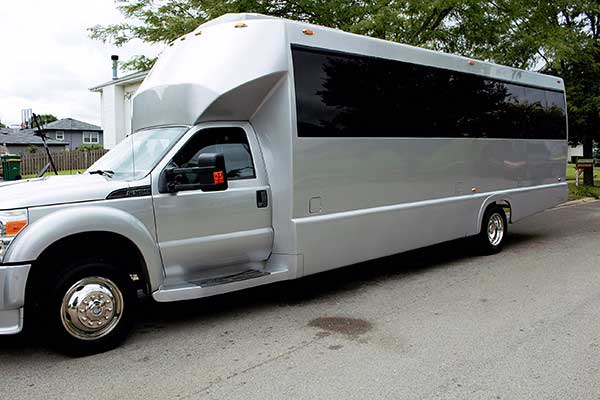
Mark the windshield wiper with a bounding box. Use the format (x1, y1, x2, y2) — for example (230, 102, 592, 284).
(227, 167, 253, 178)
(89, 170, 114, 178)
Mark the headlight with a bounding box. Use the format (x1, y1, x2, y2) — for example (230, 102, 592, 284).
(0, 209, 28, 262)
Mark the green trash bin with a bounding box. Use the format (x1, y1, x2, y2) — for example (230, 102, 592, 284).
(1, 154, 22, 181)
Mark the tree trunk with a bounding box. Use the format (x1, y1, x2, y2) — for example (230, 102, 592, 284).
(583, 135, 594, 186)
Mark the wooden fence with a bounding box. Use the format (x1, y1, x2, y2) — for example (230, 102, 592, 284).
(20, 149, 109, 176)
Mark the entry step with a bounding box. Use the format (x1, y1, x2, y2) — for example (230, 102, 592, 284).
(153, 269, 289, 302)
(196, 269, 270, 288)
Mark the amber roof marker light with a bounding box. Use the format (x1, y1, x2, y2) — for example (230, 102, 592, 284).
(303, 29, 314, 36)
(235, 22, 248, 28)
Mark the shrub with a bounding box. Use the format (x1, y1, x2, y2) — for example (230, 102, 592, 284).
(77, 144, 104, 152)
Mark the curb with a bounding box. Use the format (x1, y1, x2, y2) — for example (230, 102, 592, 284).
(552, 197, 600, 209)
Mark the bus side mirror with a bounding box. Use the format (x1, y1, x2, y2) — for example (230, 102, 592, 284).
(161, 153, 228, 193)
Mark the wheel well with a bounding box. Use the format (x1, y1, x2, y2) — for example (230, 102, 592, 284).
(485, 200, 512, 223)
(27, 232, 150, 299)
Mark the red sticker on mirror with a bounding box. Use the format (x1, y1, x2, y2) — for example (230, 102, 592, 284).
(213, 171, 225, 184)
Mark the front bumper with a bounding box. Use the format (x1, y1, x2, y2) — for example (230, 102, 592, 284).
(0, 264, 30, 335)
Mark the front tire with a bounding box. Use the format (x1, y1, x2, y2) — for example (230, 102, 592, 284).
(476, 206, 507, 255)
(41, 261, 135, 356)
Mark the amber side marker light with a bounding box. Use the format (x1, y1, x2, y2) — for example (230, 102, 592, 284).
(303, 29, 314, 36)
(235, 22, 248, 28)
(6, 220, 27, 236)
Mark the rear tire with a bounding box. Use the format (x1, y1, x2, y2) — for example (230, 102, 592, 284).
(38, 260, 136, 356)
(476, 205, 507, 255)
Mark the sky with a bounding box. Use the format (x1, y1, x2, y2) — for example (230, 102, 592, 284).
(0, 0, 161, 127)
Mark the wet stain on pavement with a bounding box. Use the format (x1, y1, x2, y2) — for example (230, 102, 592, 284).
(308, 316, 372, 336)
(328, 344, 343, 351)
(315, 331, 332, 339)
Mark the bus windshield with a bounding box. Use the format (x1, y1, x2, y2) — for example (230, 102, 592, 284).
(86, 126, 188, 181)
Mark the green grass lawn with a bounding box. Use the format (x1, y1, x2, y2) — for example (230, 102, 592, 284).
(568, 181, 600, 201)
(566, 163, 600, 180)
(22, 169, 85, 179)
(566, 164, 600, 200)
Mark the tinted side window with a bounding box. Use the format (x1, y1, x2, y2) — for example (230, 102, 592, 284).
(497, 84, 528, 139)
(524, 87, 548, 140)
(292, 45, 566, 140)
(173, 127, 256, 181)
(543, 91, 567, 140)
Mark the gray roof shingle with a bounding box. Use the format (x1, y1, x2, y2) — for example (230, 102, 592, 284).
(43, 118, 101, 131)
(0, 128, 69, 146)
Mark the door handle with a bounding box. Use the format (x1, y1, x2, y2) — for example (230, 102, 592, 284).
(256, 190, 268, 208)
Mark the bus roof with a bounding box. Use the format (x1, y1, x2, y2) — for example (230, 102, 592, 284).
(197, 13, 563, 92)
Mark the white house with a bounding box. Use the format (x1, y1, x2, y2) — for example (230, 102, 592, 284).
(90, 69, 148, 149)
(568, 144, 584, 162)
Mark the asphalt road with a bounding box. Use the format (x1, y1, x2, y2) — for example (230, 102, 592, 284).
(2, 200, 600, 400)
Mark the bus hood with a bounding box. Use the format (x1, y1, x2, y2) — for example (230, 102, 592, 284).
(0, 174, 128, 210)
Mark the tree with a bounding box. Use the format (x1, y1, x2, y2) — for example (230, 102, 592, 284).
(35, 114, 59, 126)
(0, 121, 5, 128)
(92, 0, 600, 183)
(473, 1, 600, 185)
(24, 113, 59, 129)
(90, 0, 501, 71)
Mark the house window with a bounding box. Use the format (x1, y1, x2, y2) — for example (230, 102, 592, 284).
(55, 131, 64, 141)
(83, 131, 99, 144)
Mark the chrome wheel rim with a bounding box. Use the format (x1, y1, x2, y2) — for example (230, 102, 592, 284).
(60, 277, 124, 341)
(487, 213, 504, 247)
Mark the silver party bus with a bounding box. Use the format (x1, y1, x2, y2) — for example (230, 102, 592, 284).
(0, 13, 567, 355)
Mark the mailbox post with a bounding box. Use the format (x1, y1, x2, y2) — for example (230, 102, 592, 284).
(575, 158, 595, 186)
